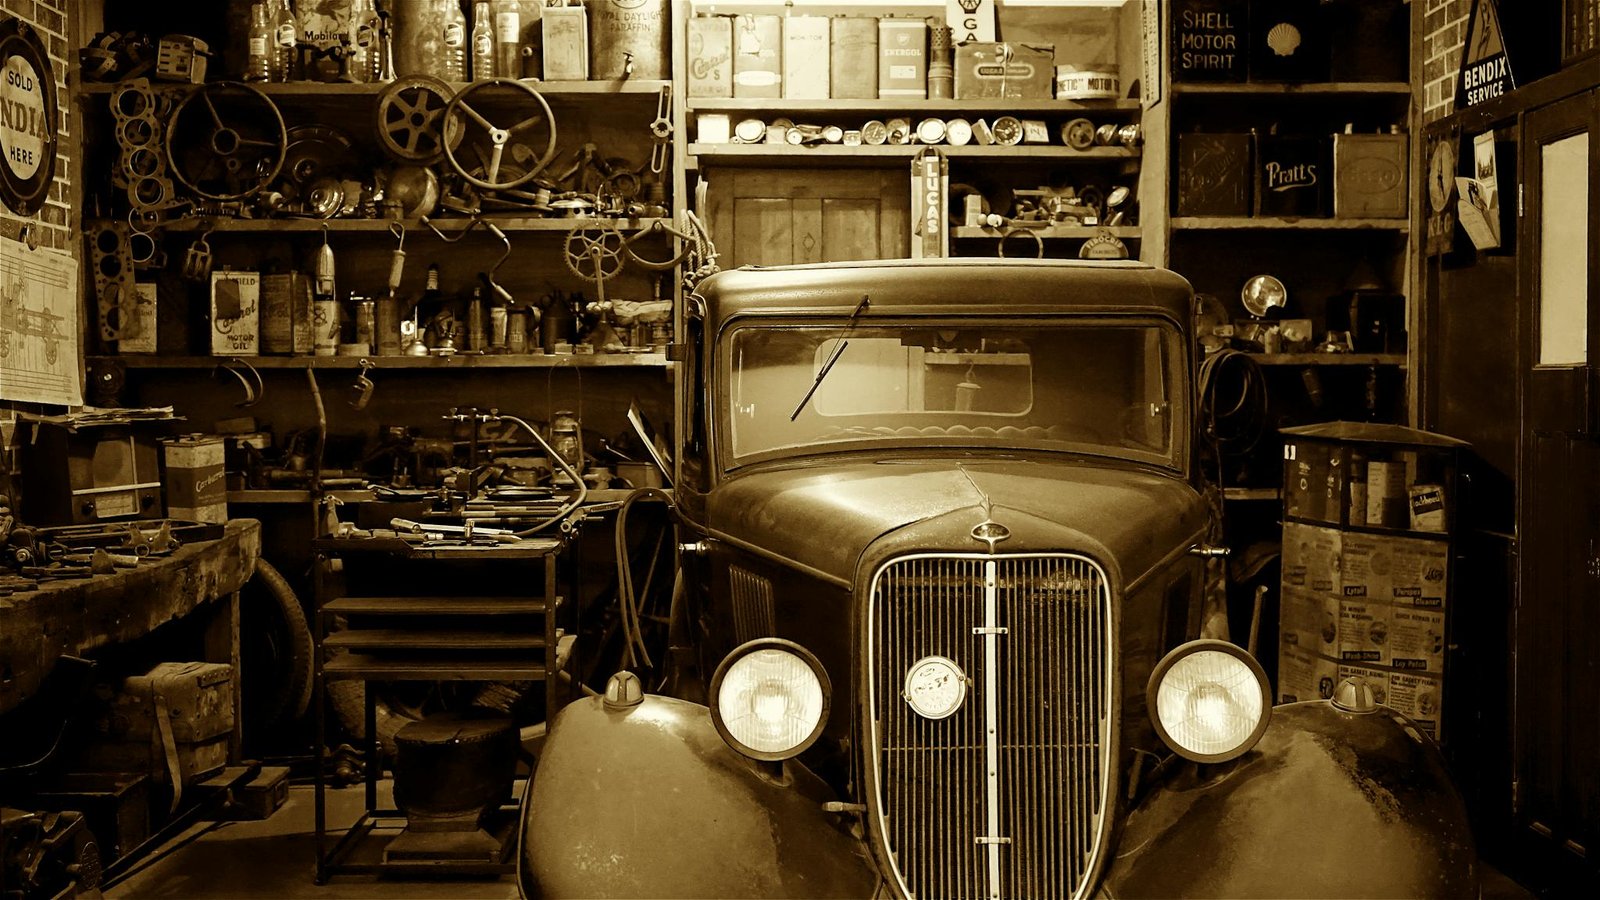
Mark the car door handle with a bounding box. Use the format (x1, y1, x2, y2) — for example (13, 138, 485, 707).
(1189, 543, 1230, 558)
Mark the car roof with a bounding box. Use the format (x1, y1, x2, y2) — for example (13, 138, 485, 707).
(695, 258, 1195, 325)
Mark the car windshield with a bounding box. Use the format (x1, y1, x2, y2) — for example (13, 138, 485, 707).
(720, 318, 1184, 470)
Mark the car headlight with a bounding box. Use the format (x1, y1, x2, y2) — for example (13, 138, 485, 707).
(1147, 639, 1271, 763)
(709, 639, 830, 761)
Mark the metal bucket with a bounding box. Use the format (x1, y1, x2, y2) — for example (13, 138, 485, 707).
(588, 0, 669, 80)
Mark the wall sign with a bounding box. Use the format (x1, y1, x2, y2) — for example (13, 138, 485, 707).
(0, 18, 56, 217)
(1456, 0, 1516, 109)
(1171, 0, 1247, 83)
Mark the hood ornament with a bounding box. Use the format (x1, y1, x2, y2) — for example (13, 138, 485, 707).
(971, 520, 1010, 550)
(959, 465, 1009, 550)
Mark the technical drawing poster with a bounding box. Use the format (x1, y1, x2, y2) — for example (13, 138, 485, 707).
(0, 235, 81, 405)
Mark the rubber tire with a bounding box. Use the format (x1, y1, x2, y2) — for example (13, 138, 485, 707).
(240, 558, 314, 731)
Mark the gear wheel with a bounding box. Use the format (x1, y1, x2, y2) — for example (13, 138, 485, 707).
(563, 226, 625, 281)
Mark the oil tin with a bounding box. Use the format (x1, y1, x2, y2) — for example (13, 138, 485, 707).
(163, 435, 228, 523)
(1176, 132, 1252, 216)
(1332, 132, 1407, 219)
(733, 14, 782, 98)
(687, 15, 733, 98)
(1256, 133, 1330, 217)
(783, 16, 830, 99)
(589, 0, 668, 80)
(542, 3, 588, 80)
(119, 283, 158, 354)
(830, 17, 878, 99)
(210, 269, 260, 357)
(260, 272, 312, 355)
(954, 42, 1053, 99)
(878, 18, 927, 99)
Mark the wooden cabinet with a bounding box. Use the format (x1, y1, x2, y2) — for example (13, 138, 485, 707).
(703, 167, 907, 266)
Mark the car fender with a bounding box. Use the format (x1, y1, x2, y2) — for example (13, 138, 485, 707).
(520, 693, 881, 899)
(1100, 701, 1477, 899)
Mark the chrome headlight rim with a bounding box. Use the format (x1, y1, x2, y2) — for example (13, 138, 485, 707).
(1146, 638, 1272, 764)
(709, 638, 832, 762)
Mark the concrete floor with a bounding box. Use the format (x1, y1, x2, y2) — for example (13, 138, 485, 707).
(107, 781, 1537, 899)
(105, 782, 520, 899)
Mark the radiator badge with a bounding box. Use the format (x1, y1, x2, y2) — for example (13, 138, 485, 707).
(903, 655, 968, 720)
(971, 520, 1010, 550)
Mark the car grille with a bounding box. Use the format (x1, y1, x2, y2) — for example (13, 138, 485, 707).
(868, 554, 1113, 900)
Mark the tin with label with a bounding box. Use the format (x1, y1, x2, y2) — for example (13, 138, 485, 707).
(687, 15, 733, 98)
(733, 14, 782, 98)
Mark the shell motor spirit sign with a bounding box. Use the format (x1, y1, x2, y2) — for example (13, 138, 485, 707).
(1457, 0, 1516, 108)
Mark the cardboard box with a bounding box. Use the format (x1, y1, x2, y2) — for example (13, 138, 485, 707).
(163, 435, 227, 524)
(732, 14, 782, 98)
(260, 272, 312, 355)
(954, 42, 1055, 99)
(1334, 133, 1408, 219)
(1279, 587, 1338, 655)
(1281, 521, 1341, 594)
(1175, 132, 1252, 217)
(686, 15, 733, 98)
(542, 5, 588, 80)
(1277, 644, 1339, 703)
(32, 772, 151, 861)
(878, 19, 927, 99)
(1256, 134, 1331, 218)
(210, 270, 259, 357)
(1385, 670, 1443, 738)
(119, 282, 158, 354)
(830, 16, 878, 99)
(1365, 459, 1408, 527)
(1338, 597, 1390, 663)
(783, 16, 829, 99)
(1389, 605, 1446, 673)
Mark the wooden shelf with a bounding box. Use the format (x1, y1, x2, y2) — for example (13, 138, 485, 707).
(1171, 216, 1409, 232)
(1171, 82, 1411, 96)
(77, 78, 671, 97)
(1246, 352, 1407, 367)
(950, 225, 1140, 240)
(323, 654, 547, 681)
(688, 143, 1138, 166)
(156, 216, 673, 234)
(687, 97, 1142, 114)
(229, 489, 375, 504)
(97, 353, 669, 369)
(324, 596, 549, 616)
(323, 629, 546, 651)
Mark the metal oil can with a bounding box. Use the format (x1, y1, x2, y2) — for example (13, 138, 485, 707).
(588, 0, 668, 80)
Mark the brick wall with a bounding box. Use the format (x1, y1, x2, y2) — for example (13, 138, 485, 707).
(0, 0, 71, 251)
(1421, 0, 1473, 123)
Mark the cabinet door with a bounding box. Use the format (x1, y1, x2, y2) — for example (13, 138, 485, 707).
(702, 168, 909, 268)
(1516, 88, 1600, 884)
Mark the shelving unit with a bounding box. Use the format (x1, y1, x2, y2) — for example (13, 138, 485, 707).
(94, 352, 669, 369)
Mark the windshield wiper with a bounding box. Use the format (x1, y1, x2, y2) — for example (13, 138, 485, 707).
(789, 293, 870, 421)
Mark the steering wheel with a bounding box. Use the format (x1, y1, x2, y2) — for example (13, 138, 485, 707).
(166, 81, 286, 201)
(441, 79, 558, 191)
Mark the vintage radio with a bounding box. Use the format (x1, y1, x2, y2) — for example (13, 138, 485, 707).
(19, 421, 163, 525)
(1176, 132, 1253, 216)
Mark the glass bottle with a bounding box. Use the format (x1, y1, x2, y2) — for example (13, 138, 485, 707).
(441, 0, 467, 81)
(492, 0, 521, 81)
(471, 2, 494, 80)
(347, 0, 380, 83)
(270, 0, 297, 82)
(245, 4, 272, 82)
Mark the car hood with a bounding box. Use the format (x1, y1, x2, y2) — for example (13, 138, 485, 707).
(704, 457, 1207, 590)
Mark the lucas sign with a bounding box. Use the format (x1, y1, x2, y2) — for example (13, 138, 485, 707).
(0, 18, 55, 216)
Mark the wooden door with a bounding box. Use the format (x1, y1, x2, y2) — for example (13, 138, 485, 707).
(1516, 89, 1600, 887)
(702, 168, 910, 268)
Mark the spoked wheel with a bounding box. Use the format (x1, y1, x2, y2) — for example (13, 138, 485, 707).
(166, 81, 286, 201)
(441, 78, 558, 192)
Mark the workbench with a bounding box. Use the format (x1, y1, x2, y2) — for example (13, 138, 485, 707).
(0, 519, 262, 760)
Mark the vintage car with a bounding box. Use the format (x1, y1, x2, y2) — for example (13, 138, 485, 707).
(520, 259, 1476, 898)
